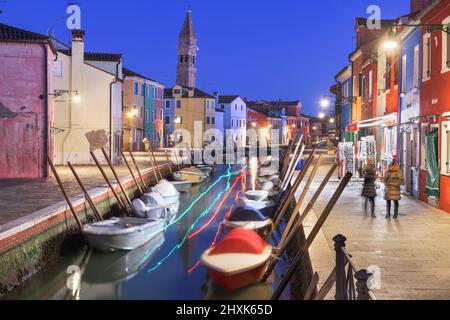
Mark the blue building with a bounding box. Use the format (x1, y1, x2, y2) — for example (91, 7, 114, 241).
(163, 89, 175, 147)
(335, 64, 353, 141)
(398, 24, 422, 198)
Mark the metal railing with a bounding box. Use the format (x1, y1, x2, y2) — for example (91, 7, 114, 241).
(334, 234, 376, 300)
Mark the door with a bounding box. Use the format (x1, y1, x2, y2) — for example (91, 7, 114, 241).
(0, 114, 40, 179)
(411, 126, 420, 198)
(405, 130, 412, 194)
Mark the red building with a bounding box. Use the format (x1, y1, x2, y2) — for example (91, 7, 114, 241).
(0, 24, 55, 179)
(418, 1, 450, 212)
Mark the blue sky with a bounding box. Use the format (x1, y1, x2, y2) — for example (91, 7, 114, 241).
(0, 0, 410, 115)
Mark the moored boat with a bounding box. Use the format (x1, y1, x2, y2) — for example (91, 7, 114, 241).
(151, 179, 180, 204)
(237, 195, 275, 217)
(180, 167, 208, 183)
(83, 217, 165, 252)
(244, 190, 270, 201)
(223, 206, 272, 236)
(200, 228, 272, 292)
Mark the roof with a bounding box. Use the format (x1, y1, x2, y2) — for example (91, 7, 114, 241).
(179, 10, 196, 39)
(0, 23, 56, 52)
(218, 95, 240, 104)
(164, 86, 215, 99)
(123, 67, 164, 85)
(355, 17, 396, 28)
(57, 49, 122, 62)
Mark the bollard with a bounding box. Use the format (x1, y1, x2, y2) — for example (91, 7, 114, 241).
(355, 269, 373, 300)
(333, 234, 347, 300)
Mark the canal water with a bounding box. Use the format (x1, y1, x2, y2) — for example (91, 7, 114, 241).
(7, 164, 291, 300)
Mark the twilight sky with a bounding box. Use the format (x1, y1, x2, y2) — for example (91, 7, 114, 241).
(0, 0, 410, 115)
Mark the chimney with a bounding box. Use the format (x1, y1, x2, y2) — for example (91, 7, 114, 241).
(188, 87, 195, 98)
(70, 29, 85, 124)
(410, 0, 432, 14)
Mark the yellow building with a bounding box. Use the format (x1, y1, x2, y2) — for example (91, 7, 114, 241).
(165, 85, 215, 147)
(52, 30, 123, 164)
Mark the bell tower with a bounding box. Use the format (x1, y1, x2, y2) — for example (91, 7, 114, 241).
(176, 10, 198, 88)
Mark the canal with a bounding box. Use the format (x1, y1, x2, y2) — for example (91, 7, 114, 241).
(6, 164, 292, 300)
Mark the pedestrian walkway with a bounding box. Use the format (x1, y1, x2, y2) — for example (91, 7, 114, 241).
(0, 152, 167, 226)
(301, 155, 450, 299)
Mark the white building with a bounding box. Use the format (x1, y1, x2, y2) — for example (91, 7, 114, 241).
(217, 95, 247, 146)
(52, 29, 123, 164)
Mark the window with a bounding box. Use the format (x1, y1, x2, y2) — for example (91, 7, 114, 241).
(401, 54, 407, 94)
(206, 100, 210, 109)
(232, 119, 234, 127)
(164, 116, 170, 125)
(165, 100, 171, 108)
(369, 70, 373, 100)
(53, 60, 63, 77)
(152, 111, 155, 122)
(193, 56, 195, 64)
(134, 82, 139, 95)
(160, 110, 163, 121)
(145, 109, 149, 123)
(442, 16, 450, 71)
(175, 116, 183, 124)
(235, 104, 237, 110)
(358, 73, 363, 97)
(153, 87, 156, 98)
(212, 117, 215, 125)
(423, 33, 431, 80)
(184, 55, 188, 63)
(179, 55, 183, 63)
(140, 107, 143, 118)
(206, 117, 210, 125)
(174, 89, 181, 94)
(413, 45, 419, 89)
(386, 55, 392, 90)
(176, 100, 181, 108)
(443, 122, 450, 174)
(221, 104, 225, 110)
(394, 57, 399, 85)
(141, 84, 145, 96)
(241, 105, 243, 111)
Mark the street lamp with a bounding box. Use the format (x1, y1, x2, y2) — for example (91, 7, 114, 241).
(320, 97, 330, 108)
(252, 122, 257, 128)
(318, 112, 325, 119)
(329, 118, 335, 124)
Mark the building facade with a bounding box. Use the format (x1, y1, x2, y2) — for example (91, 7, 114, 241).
(0, 23, 55, 178)
(218, 95, 247, 146)
(53, 29, 123, 165)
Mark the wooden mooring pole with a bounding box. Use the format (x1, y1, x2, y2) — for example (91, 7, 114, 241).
(270, 171, 352, 300)
(47, 156, 83, 231)
(121, 151, 144, 195)
(148, 143, 163, 180)
(90, 151, 127, 212)
(164, 149, 173, 175)
(100, 148, 133, 208)
(129, 151, 148, 190)
(67, 162, 103, 221)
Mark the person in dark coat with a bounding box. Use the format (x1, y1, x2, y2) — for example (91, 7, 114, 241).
(384, 159, 404, 219)
(362, 159, 377, 218)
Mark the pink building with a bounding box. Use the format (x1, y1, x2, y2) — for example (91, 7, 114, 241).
(0, 24, 55, 179)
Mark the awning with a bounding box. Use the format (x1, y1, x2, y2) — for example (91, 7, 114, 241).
(357, 113, 397, 129)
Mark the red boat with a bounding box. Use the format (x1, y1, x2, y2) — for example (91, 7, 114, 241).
(200, 228, 272, 292)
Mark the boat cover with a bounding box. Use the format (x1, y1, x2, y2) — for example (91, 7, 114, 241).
(210, 229, 267, 255)
(152, 179, 179, 197)
(228, 206, 266, 222)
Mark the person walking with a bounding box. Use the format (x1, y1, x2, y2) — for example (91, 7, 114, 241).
(362, 159, 377, 218)
(384, 159, 404, 219)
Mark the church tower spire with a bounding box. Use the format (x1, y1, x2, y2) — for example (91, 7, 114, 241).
(176, 9, 198, 88)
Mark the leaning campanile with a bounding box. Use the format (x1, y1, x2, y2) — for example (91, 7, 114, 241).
(176, 10, 198, 88)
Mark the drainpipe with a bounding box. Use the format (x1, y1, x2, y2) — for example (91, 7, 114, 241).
(43, 44, 49, 177)
(110, 60, 121, 161)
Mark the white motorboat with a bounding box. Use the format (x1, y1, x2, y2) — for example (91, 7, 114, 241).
(244, 190, 270, 201)
(180, 167, 208, 183)
(237, 196, 275, 216)
(151, 179, 180, 204)
(132, 192, 169, 220)
(83, 217, 165, 252)
(169, 180, 192, 193)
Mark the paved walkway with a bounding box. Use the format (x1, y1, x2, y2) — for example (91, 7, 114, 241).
(301, 155, 450, 300)
(0, 152, 169, 226)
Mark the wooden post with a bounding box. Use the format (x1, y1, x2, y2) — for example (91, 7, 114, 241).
(174, 150, 182, 171)
(281, 145, 305, 192)
(46, 156, 83, 230)
(100, 148, 133, 207)
(148, 143, 163, 180)
(121, 151, 144, 195)
(164, 149, 173, 175)
(268, 150, 315, 239)
(280, 135, 303, 185)
(355, 269, 373, 300)
(263, 164, 337, 279)
(146, 144, 160, 182)
(129, 151, 148, 190)
(67, 162, 103, 221)
(90, 151, 127, 212)
(334, 234, 347, 300)
(276, 154, 323, 249)
(270, 172, 352, 300)
(304, 272, 319, 300)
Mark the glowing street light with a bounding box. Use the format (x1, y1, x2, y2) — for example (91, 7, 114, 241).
(329, 118, 335, 124)
(72, 92, 81, 103)
(252, 122, 257, 128)
(320, 97, 330, 108)
(383, 40, 399, 51)
(318, 112, 325, 119)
